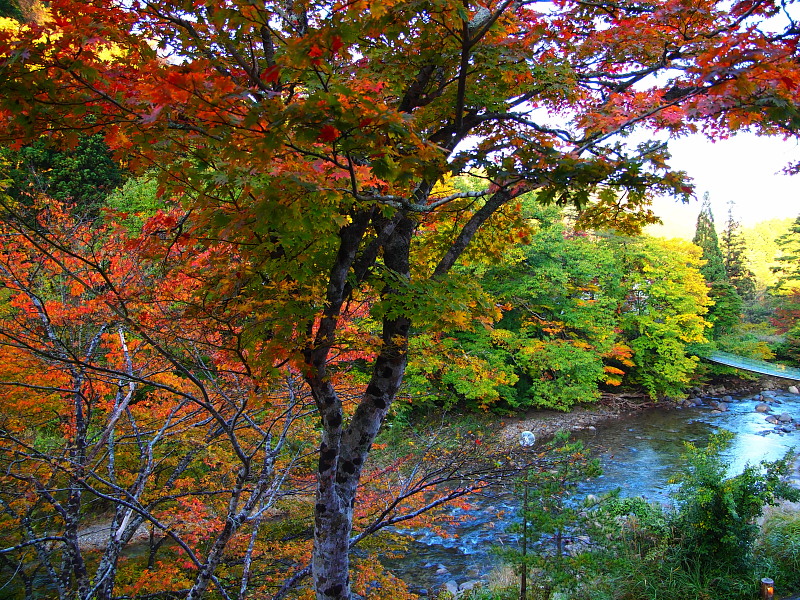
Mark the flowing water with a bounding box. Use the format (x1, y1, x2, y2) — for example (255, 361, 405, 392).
(383, 389, 800, 593)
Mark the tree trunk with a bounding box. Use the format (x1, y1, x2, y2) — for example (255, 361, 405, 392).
(310, 217, 413, 600)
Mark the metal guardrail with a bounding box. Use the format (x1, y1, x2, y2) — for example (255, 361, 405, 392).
(703, 351, 800, 382)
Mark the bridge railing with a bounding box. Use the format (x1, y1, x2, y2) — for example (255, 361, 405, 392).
(704, 351, 800, 380)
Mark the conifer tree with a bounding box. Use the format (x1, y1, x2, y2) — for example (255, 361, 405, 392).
(693, 193, 728, 283)
(693, 193, 741, 337)
(0, 135, 125, 217)
(773, 215, 800, 291)
(0, 0, 22, 19)
(721, 201, 756, 302)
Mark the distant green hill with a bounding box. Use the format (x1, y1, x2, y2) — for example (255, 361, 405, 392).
(742, 218, 794, 290)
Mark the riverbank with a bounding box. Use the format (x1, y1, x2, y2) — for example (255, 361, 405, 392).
(498, 375, 797, 447)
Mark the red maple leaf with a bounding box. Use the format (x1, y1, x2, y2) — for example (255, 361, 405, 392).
(262, 66, 280, 84)
(318, 124, 340, 142)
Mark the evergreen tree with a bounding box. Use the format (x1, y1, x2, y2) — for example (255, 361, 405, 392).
(720, 200, 756, 301)
(693, 193, 728, 283)
(773, 214, 800, 291)
(0, 0, 44, 22)
(693, 193, 742, 338)
(499, 432, 602, 599)
(708, 281, 743, 337)
(0, 134, 124, 218)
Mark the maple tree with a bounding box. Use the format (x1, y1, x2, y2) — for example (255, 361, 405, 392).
(0, 196, 501, 599)
(0, 198, 320, 600)
(2, 1, 800, 599)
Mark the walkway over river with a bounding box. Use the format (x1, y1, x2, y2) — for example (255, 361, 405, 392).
(703, 350, 800, 381)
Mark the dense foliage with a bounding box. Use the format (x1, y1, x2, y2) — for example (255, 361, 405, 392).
(404, 204, 711, 410)
(0, 134, 124, 216)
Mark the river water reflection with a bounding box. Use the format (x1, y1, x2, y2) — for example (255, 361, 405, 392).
(383, 389, 800, 592)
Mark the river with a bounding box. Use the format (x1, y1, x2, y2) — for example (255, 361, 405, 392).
(383, 388, 800, 594)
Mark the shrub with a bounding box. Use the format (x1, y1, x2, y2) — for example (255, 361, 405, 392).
(670, 431, 800, 571)
(756, 506, 800, 594)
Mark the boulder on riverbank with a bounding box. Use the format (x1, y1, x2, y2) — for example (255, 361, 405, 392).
(434, 573, 485, 598)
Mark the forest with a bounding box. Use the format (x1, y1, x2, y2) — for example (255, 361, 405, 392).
(1, 1, 800, 599)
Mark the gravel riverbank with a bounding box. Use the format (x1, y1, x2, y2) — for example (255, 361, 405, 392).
(499, 375, 800, 483)
(499, 375, 792, 445)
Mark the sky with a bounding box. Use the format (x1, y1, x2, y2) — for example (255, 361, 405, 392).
(646, 132, 800, 239)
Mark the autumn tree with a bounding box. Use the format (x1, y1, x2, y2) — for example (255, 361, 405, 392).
(407, 202, 629, 413)
(2, 2, 800, 599)
(0, 196, 496, 600)
(769, 215, 800, 361)
(773, 215, 800, 292)
(743, 218, 793, 290)
(405, 204, 711, 408)
(0, 198, 319, 600)
(618, 237, 711, 397)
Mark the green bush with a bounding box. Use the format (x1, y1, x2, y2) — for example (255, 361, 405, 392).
(756, 507, 800, 594)
(670, 431, 799, 571)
